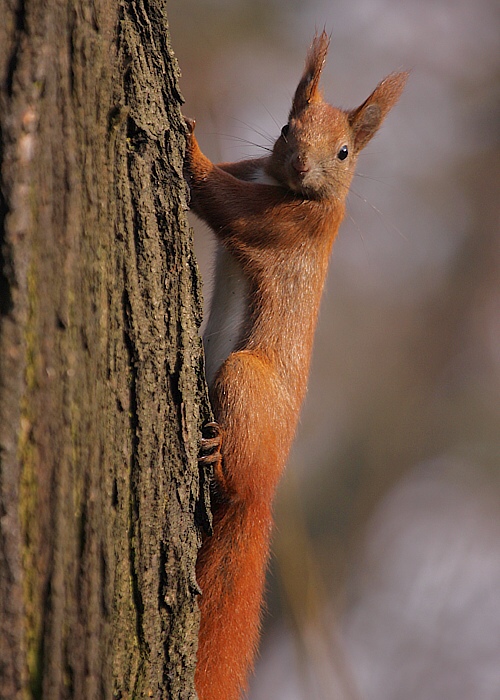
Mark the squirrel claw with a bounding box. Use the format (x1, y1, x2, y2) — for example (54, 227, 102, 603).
(202, 421, 220, 438)
(198, 421, 222, 467)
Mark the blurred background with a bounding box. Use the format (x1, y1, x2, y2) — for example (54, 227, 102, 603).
(169, 2, 500, 698)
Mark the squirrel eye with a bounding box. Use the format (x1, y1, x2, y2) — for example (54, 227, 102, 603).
(281, 124, 290, 139)
(337, 145, 349, 161)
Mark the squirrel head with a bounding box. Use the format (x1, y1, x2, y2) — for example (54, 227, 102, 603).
(267, 32, 408, 201)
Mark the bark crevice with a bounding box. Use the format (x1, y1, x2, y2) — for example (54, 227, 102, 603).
(0, 2, 210, 698)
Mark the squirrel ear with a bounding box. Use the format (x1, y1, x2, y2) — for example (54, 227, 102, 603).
(290, 31, 330, 117)
(348, 71, 409, 153)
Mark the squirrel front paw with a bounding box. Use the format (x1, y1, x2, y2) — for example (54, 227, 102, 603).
(183, 117, 197, 198)
(183, 117, 212, 181)
(184, 116, 196, 134)
(183, 116, 204, 201)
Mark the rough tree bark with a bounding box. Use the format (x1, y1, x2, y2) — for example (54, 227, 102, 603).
(0, 1, 210, 698)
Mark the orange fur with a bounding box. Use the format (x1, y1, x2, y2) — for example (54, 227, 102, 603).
(185, 31, 408, 700)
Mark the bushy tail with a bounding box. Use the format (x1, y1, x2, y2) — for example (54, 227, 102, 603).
(195, 499, 273, 700)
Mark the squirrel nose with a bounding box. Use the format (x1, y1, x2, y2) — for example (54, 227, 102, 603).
(291, 155, 310, 176)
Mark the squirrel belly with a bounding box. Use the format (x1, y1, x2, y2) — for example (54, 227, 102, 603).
(203, 245, 249, 389)
(185, 30, 408, 700)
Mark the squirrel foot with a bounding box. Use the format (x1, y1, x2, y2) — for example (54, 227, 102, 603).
(198, 421, 222, 468)
(198, 421, 229, 496)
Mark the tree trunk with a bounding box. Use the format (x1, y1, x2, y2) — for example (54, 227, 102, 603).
(0, 1, 210, 698)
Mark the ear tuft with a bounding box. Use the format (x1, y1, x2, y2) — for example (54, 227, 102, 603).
(349, 71, 409, 153)
(290, 31, 330, 117)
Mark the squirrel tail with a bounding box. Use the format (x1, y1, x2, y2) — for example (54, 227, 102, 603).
(195, 499, 272, 700)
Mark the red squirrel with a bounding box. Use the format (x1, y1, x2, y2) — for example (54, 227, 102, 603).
(184, 32, 407, 700)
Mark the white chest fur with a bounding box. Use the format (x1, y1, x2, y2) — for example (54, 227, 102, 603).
(249, 168, 280, 186)
(203, 165, 280, 388)
(203, 245, 249, 389)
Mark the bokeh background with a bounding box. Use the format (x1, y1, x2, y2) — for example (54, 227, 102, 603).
(169, 2, 500, 698)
